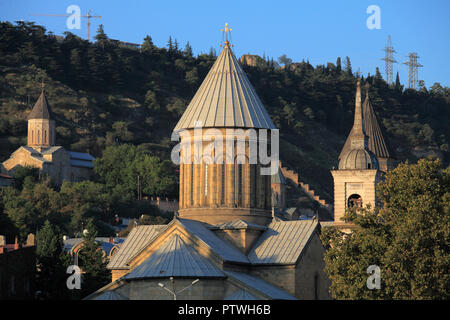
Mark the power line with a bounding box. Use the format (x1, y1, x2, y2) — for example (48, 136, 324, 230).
(403, 52, 423, 89)
(381, 35, 397, 84)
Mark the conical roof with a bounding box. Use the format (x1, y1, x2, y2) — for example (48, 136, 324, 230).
(338, 83, 394, 160)
(173, 43, 276, 132)
(28, 90, 52, 120)
(362, 85, 395, 159)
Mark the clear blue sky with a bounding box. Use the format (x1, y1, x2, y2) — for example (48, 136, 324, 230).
(1, 0, 449, 87)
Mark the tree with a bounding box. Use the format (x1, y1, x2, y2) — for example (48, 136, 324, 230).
(36, 220, 71, 299)
(167, 36, 173, 53)
(336, 57, 342, 72)
(142, 35, 155, 53)
(94, 24, 108, 50)
(77, 220, 111, 297)
(185, 67, 198, 87)
(184, 41, 193, 57)
(344, 56, 352, 75)
(322, 158, 450, 299)
(278, 54, 292, 67)
(395, 71, 402, 91)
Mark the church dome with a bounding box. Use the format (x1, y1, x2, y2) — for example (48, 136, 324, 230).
(339, 148, 378, 170)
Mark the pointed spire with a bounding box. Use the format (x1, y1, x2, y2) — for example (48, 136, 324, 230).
(349, 78, 367, 148)
(28, 87, 52, 120)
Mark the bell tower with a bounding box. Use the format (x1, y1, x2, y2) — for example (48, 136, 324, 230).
(27, 84, 55, 149)
(331, 79, 382, 224)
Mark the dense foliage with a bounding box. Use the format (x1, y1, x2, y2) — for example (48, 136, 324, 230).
(321, 158, 450, 299)
(1, 21, 449, 201)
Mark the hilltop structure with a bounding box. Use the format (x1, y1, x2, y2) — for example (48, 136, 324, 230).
(86, 25, 331, 300)
(331, 80, 396, 226)
(1, 87, 94, 186)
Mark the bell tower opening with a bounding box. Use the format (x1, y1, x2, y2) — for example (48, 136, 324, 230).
(348, 194, 362, 208)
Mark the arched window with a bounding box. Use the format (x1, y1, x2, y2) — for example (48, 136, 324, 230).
(253, 165, 258, 207)
(237, 163, 243, 206)
(204, 164, 208, 196)
(44, 130, 47, 144)
(221, 164, 225, 204)
(348, 194, 363, 208)
(190, 164, 194, 205)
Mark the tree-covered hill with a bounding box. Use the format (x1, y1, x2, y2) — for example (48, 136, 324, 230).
(1, 21, 449, 201)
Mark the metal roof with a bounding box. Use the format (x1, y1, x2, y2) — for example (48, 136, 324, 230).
(178, 218, 249, 264)
(107, 225, 166, 269)
(28, 90, 52, 120)
(92, 291, 128, 300)
(224, 289, 259, 300)
(225, 271, 297, 300)
(69, 151, 96, 161)
(124, 234, 225, 280)
(209, 220, 267, 231)
(173, 45, 276, 131)
(247, 220, 319, 265)
(70, 159, 94, 168)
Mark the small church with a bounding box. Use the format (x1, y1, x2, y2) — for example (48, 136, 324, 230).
(1, 87, 95, 186)
(86, 26, 331, 300)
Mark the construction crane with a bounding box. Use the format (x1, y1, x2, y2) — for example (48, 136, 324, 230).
(30, 10, 101, 41)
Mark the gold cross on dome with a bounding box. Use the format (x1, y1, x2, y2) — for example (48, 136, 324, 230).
(221, 22, 233, 48)
(221, 22, 232, 34)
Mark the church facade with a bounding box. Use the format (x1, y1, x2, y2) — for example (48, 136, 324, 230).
(1, 88, 94, 186)
(86, 29, 331, 300)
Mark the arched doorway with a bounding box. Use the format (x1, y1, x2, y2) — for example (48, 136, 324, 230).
(348, 194, 362, 208)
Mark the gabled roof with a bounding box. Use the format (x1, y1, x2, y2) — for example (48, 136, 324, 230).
(107, 225, 166, 269)
(178, 218, 249, 264)
(124, 234, 225, 280)
(209, 220, 267, 231)
(28, 90, 52, 120)
(247, 220, 319, 265)
(173, 44, 276, 131)
(225, 271, 297, 300)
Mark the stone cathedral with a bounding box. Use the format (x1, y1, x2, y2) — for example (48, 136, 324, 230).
(87, 27, 331, 300)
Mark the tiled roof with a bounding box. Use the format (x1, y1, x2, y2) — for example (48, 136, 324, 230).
(247, 220, 318, 265)
(225, 271, 297, 300)
(107, 225, 166, 269)
(124, 234, 225, 279)
(173, 45, 276, 131)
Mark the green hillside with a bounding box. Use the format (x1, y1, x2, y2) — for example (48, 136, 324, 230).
(1, 21, 449, 201)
